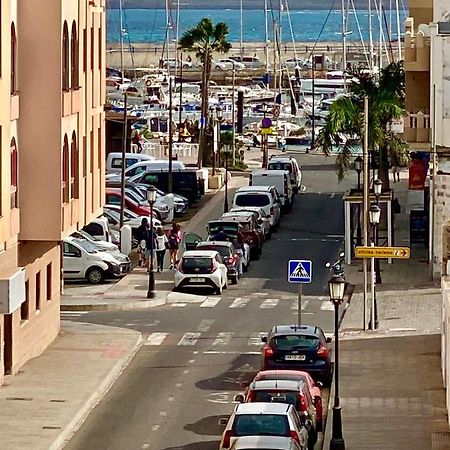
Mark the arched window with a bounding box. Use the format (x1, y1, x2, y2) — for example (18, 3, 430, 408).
(10, 138, 18, 208)
(11, 23, 17, 95)
(62, 135, 69, 203)
(62, 22, 69, 91)
(70, 22, 79, 89)
(70, 132, 79, 199)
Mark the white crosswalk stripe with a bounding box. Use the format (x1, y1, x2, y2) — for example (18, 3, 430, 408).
(177, 332, 201, 346)
(200, 297, 221, 308)
(248, 332, 266, 346)
(229, 297, 250, 308)
(197, 319, 215, 332)
(61, 311, 89, 319)
(320, 301, 335, 311)
(145, 332, 169, 346)
(260, 299, 279, 309)
(213, 332, 234, 346)
(290, 299, 310, 310)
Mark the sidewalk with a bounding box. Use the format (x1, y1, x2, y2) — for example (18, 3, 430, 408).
(323, 171, 450, 449)
(0, 321, 141, 450)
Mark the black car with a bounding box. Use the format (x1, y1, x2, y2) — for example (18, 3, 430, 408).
(261, 325, 333, 386)
(195, 241, 240, 284)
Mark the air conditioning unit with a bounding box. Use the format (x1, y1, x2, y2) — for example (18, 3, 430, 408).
(438, 22, 450, 35)
(0, 268, 26, 314)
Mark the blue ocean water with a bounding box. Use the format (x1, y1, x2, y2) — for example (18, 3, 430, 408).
(107, 8, 407, 43)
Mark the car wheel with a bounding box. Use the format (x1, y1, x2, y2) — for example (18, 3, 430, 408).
(323, 371, 333, 387)
(86, 267, 105, 284)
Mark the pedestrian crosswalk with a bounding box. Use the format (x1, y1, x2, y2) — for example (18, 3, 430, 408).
(60, 311, 90, 320)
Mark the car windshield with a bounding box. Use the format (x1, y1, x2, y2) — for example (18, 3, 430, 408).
(268, 162, 292, 173)
(183, 257, 212, 268)
(105, 209, 121, 221)
(249, 390, 300, 410)
(235, 194, 270, 207)
(233, 414, 289, 437)
(197, 246, 230, 258)
(74, 239, 98, 254)
(272, 334, 319, 350)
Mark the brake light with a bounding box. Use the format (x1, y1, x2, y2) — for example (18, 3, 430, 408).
(223, 430, 233, 448)
(228, 255, 236, 264)
(263, 346, 273, 357)
(317, 345, 330, 358)
(289, 430, 300, 443)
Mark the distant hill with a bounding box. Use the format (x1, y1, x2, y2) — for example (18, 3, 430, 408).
(109, 0, 406, 9)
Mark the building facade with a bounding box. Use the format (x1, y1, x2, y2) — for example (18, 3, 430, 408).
(0, 0, 105, 384)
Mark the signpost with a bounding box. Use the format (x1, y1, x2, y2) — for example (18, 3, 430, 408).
(288, 260, 312, 327)
(355, 246, 410, 259)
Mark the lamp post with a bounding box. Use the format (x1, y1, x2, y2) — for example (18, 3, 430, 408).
(369, 202, 381, 329)
(223, 143, 230, 213)
(328, 273, 346, 450)
(146, 186, 157, 299)
(261, 102, 268, 168)
(373, 178, 383, 285)
(215, 106, 223, 177)
(354, 156, 363, 246)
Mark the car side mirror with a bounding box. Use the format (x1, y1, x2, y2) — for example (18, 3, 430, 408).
(326, 337, 332, 343)
(261, 336, 267, 343)
(218, 417, 229, 426)
(234, 394, 245, 403)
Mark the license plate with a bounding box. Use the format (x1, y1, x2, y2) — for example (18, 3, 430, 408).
(192, 277, 205, 283)
(285, 354, 306, 361)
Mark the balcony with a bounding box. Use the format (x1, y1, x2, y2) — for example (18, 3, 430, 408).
(404, 31, 431, 72)
(404, 111, 431, 147)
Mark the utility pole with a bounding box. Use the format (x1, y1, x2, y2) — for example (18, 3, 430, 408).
(362, 96, 369, 330)
(232, 63, 236, 165)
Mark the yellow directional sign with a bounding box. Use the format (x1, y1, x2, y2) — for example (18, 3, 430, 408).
(355, 246, 410, 259)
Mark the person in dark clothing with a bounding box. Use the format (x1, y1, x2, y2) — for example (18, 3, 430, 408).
(144, 227, 157, 272)
(211, 226, 229, 242)
(136, 218, 149, 267)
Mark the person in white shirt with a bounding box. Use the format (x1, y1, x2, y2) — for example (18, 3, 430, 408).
(155, 227, 169, 272)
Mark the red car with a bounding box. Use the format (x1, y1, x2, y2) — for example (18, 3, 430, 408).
(105, 189, 154, 218)
(253, 370, 323, 431)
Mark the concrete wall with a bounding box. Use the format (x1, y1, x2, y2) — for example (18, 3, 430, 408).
(434, 173, 450, 278)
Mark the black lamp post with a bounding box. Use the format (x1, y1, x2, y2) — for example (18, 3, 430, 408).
(215, 106, 223, 177)
(373, 178, 383, 285)
(329, 273, 346, 450)
(369, 202, 381, 329)
(261, 102, 268, 168)
(223, 144, 229, 213)
(354, 156, 363, 190)
(146, 186, 157, 299)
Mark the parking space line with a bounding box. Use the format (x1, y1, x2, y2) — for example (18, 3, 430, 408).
(145, 333, 169, 346)
(177, 332, 201, 346)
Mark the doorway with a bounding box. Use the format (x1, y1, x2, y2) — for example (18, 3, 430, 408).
(3, 314, 13, 375)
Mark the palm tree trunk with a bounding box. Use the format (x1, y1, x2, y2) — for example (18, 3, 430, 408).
(197, 47, 210, 167)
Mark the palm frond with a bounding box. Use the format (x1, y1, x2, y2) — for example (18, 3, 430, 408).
(335, 142, 354, 181)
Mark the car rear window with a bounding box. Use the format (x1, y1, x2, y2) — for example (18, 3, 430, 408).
(272, 334, 320, 350)
(233, 414, 289, 437)
(249, 390, 300, 409)
(235, 194, 270, 207)
(268, 162, 292, 173)
(182, 257, 212, 268)
(197, 246, 230, 258)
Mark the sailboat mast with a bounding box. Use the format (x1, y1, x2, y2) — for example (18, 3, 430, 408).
(166, 0, 170, 75)
(264, 0, 269, 73)
(395, 0, 402, 61)
(240, 0, 244, 57)
(368, 0, 374, 70)
(278, 0, 282, 95)
(176, 0, 180, 78)
(379, 0, 383, 68)
(119, 0, 125, 83)
(341, 0, 347, 90)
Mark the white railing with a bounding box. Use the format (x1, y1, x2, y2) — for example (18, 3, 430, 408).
(132, 142, 199, 161)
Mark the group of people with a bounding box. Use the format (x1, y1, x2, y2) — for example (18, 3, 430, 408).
(136, 220, 182, 272)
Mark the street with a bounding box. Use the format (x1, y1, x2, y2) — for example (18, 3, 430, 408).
(63, 154, 351, 450)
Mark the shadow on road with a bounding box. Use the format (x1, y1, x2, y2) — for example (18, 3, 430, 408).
(184, 414, 226, 436)
(161, 440, 219, 450)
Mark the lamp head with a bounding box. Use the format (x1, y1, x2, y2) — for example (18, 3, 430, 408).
(328, 274, 346, 304)
(147, 185, 157, 204)
(354, 156, 363, 173)
(216, 106, 223, 121)
(369, 203, 381, 225)
(373, 178, 383, 196)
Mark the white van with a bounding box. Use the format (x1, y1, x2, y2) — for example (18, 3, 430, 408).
(106, 152, 155, 174)
(268, 155, 303, 193)
(82, 217, 120, 246)
(105, 159, 186, 181)
(62, 237, 131, 284)
(250, 169, 294, 212)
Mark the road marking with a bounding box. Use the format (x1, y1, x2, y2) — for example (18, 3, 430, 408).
(203, 350, 261, 355)
(142, 444, 150, 449)
(159, 411, 167, 417)
(291, 299, 310, 310)
(145, 332, 168, 346)
(151, 425, 159, 432)
(320, 302, 334, 311)
(175, 383, 183, 388)
(60, 311, 89, 315)
(188, 359, 196, 364)
(171, 303, 187, 307)
(177, 332, 201, 346)
(213, 332, 234, 346)
(183, 369, 190, 374)
(197, 319, 215, 332)
(248, 332, 265, 346)
(168, 396, 175, 402)
(229, 297, 250, 308)
(200, 297, 221, 308)
(260, 298, 279, 309)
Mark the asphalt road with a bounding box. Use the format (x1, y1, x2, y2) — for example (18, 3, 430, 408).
(63, 154, 351, 450)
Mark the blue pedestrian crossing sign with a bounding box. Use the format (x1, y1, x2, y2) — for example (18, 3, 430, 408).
(288, 260, 312, 283)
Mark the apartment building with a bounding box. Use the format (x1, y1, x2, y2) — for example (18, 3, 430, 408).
(0, 0, 106, 384)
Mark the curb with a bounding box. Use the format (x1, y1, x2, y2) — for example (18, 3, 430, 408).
(52, 327, 143, 450)
(60, 295, 168, 311)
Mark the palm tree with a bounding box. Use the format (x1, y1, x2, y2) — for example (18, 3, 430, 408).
(179, 18, 231, 167)
(316, 62, 408, 189)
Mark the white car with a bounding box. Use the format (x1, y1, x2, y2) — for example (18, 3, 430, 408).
(214, 58, 246, 70)
(103, 205, 162, 230)
(268, 156, 303, 194)
(219, 402, 308, 450)
(174, 250, 228, 294)
(230, 207, 272, 240)
(230, 436, 302, 450)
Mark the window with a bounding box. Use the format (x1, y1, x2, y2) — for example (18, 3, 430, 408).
(83, 222, 104, 238)
(83, 136, 87, 176)
(10, 23, 17, 95)
(62, 135, 69, 203)
(90, 27, 94, 70)
(83, 28, 87, 72)
(105, 193, 120, 205)
(71, 132, 79, 198)
(98, 28, 102, 69)
(46, 263, 52, 301)
(90, 131, 94, 172)
(63, 242, 81, 257)
(21, 281, 29, 321)
(62, 21, 70, 91)
(10, 138, 18, 209)
(98, 128, 102, 169)
(35, 272, 41, 311)
(70, 22, 79, 89)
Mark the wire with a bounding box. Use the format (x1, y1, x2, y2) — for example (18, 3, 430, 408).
(307, 0, 337, 61)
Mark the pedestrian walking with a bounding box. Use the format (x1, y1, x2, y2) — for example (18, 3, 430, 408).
(167, 223, 182, 269)
(390, 150, 401, 183)
(155, 227, 168, 272)
(144, 226, 157, 272)
(136, 218, 149, 267)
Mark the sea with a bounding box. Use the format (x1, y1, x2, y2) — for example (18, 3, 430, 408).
(107, 8, 407, 44)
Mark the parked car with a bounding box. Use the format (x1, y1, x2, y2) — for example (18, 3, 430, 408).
(105, 159, 186, 181)
(62, 237, 131, 284)
(105, 189, 158, 218)
(214, 58, 246, 70)
(196, 241, 241, 284)
(229, 436, 302, 450)
(235, 379, 318, 450)
(229, 55, 263, 69)
(230, 207, 272, 240)
(253, 370, 323, 432)
(218, 402, 309, 450)
(268, 156, 303, 194)
(232, 186, 282, 230)
(106, 152, 155, 174)
(250, 169, 294, 213)
(174, 250, 228, 294)
(103, 205, 162, 229)
(82, 217, 120, 246)
(261, 325, 333, 386)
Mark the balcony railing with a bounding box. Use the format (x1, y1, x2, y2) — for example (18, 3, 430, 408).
(404, 111, 431, 144)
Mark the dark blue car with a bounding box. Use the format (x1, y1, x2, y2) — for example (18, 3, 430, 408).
(261, 325, 333, 386)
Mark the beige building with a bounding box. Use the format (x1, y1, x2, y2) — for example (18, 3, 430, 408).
(0, 0, 106, 384)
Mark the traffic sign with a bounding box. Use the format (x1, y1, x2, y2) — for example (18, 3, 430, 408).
(355, 246, 410, 259)
(288, 260, 312, 283)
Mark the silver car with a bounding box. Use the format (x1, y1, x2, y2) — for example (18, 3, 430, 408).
(230, 436, 302, 449)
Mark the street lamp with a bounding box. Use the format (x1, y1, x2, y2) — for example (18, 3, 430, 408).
(146, 186, 157, 299)
(328, 273, 346, 450)
(369, 202, 381, 329)
(373, 178, 382, 198)
(223, 143, 230, 213)
(354, 156, 363, 190)
(261, 103, 268, 168)
(214, 106, 223, 177)
(373, 178, 383, 285)
(262, 102, 268, 118)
